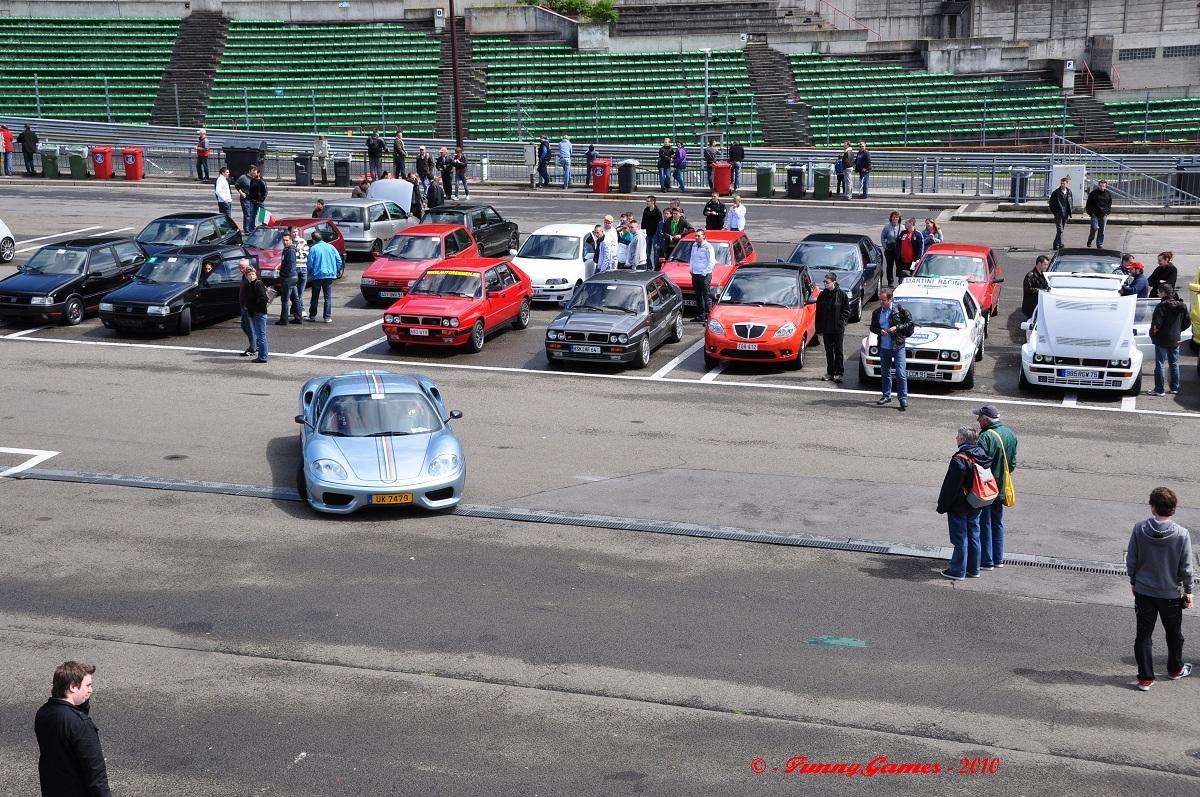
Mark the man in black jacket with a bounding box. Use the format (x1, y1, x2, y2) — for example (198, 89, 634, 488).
(869, 287, 915, 410)
(1049, 176, 1073, 250)
(935, 426, 993, 580)
(1148, 283, 1189, 396)
(17, 123, 38, 175)
(426, 176, 446, 209)
(246, 166, 268, 232)
(815, 272, 851, 382)
(728, 140, 745, 190)
(657, 138, 674, 192)
(243, 266, 271, 363)
(1085, 179, 1112, 248)
(277, 233, 299, 326)
(1021, 254, 1050, 318)
(641, 195, 663, 269)
(702, 191, 726, 230)
(35, 660, 112, 796)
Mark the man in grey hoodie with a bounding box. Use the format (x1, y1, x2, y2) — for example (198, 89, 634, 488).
(1126, 486, 1194, 690)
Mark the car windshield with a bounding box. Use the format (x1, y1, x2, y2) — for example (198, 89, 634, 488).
(137, 255, 200, 284)
(21, 248, 88, 274)
(318, 393, 441, 437)
(788, 242, 860, 271)
(384, 234, 441, 260)
(897, 298, 966, 329)
(720, 270, 800, 307)
(422, 210, 465, 225)
(409, 269, 481, 298)
(245, 227, 285, 249)
(669, 240, 731, 264)
(918, 254, 986, 280)
(569, 282, 645, 314)
(321, 206, 366, 224)
(137, 220, 196, 245)
(1134, 300, 1162, 326)
(518, 234, 579, 261)
(1050, 255, 1121, 274)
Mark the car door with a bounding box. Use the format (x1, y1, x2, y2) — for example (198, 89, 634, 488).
(384, 201, 409, 239)
(645, 280, 672, 346)
(986, 251, 1003, 309)
(112, 240, 147, 283)
(800, 268, 818, 334)
(496, 263, 524, 322)
(482, 266, 506, 329)
(82, 246, 121, 306)
(860, 240, 880, 297)
(366, 203, 388, 247)
(215, 214, 242, 245)
(963, 291, 983, 350)
(210, 253, 246, 318)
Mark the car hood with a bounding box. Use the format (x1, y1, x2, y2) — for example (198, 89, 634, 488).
(366, 257, 439, 281)
(710, 304, 798, 331)
(661, 259, 736, 288)
(1038, 292, 1135, 360)
(513, 257, 582, 282)
(552, 309, 641, 333)
(808, 269, 864, 296)
(388, 294, 479, 317)
(311, 433, 432, 484)
(0, 271, 81, 295)
(104, 280, 191, 305)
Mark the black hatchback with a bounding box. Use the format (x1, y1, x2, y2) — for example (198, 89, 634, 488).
(421, 204, 518, 258)
(135, 212, 242, 256)
(0, 237, 147, 325)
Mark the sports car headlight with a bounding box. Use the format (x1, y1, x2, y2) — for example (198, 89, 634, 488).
(774, 322, 796, 338)
(361, 277, 376, 286)
(147, 305, 170, 316)
(449, 318, 460, 328)
(426, 451, 461, 477)
(868, 345, 879, 355)
(1110, 358, 1130, 367)
(312, 459, 348, 481)
(99, 302, 114, 312)
(950, 351, 961, 361)
(707, 318, 725, 335)
(29, 296, 52, 305)
(442, 318, 452, 327)
(385, 314, 399, 324)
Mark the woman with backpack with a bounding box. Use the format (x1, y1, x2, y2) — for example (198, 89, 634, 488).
(936, 426, 996, 581)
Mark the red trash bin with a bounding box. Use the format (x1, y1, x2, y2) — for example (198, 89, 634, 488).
(122, 147, 144, 181)
(92, 145, 114, 179)
(591, 158, 612, 194)
(713, 161, 732, 195)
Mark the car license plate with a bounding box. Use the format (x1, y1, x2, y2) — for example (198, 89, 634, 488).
(1059, 368, 1101, 379)
(409, 328, 430, 336)
(736, 342, 759, 351)
(571, 344, 602, 354)
(371, 493, 413, 505)
(379, 290, 402, 298)
(683, 298, 696, 307)
(533, 288, 547, 297)
(908, 370, 936, 379)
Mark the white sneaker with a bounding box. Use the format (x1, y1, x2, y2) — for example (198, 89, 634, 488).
(1169, 663, 1193, 680)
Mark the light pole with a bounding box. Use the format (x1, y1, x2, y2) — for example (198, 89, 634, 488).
(449, 0, 465, 149)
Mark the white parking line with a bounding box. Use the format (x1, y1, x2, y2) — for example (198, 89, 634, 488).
(2, 326, 49, 339)
(1121, 395, 1137, 411)
(89, 227, 134, 236)
(650, 339, 704, 379)
(14, 226, 104, 252)
(1061, 392, 1077, 407)
(0, 447, 60, 478)
(292, 319, 383, 356)
(337, 336, 388, 359)
(700, 362, 725, 383)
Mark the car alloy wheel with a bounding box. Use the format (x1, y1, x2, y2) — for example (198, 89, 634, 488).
(468, 319, 485, 353)
(634, 336, 651, 368)
(63, 296, 84, 326)
(0, 237, 14, 263)
(670, 312, 684, 343)
(514, 299, 531, 330)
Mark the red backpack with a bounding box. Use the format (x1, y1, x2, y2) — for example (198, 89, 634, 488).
(955, 453, 999, 508)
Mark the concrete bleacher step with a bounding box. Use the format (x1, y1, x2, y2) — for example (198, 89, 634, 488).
(1067, 94, 1119, 143)
(743, 40, 807, 146)
(151, 11, 228, 128)
(435, 20, 486, 140)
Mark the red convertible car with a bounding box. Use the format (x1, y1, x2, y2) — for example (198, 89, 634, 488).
(382, 258, 533, 353)
(360, 223, 478, 305)
(913, 243, 1004, 334)
(659, 230, 757, 312)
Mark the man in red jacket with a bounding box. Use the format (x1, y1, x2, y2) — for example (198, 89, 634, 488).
(0, 124, 12, 176)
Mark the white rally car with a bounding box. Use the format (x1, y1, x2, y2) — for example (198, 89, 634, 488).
(512, 223, 597, 305)
(859, 277, 986, 389)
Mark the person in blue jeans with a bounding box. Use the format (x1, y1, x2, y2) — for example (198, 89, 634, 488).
(936, 426, 993, 580)
(243, 267, 271, 363)
(305, 231, 343, 322)
(868, 288, 913, 411)
(1148, 283, 1188, 396)
(974, 404, 1018, 569)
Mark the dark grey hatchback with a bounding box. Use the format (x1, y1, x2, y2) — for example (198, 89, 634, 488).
(545, 270, 685, 369)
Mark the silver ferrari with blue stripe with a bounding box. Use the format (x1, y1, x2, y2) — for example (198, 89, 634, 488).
(294, 370, 466, 513)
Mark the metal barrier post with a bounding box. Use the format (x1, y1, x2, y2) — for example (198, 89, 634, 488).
(974, 165, 981, 196)
(903, 102, 909, 147)
(173, 84, 181, 128)
(1143, 91, 1150, 144)
(981, 97, 988, 147)
(909, 164, 915, 194)
(104, 77, 112, 124)
(990, 158, 997, 194)
(379, 95, 386, 132)
(932, 159, 940, 193)
(920, 159, 927, 193)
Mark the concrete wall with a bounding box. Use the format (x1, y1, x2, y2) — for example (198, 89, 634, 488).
(974, 0, 1200, 39)
(466, 4, 578, 44)
(0, 0, 499, 21)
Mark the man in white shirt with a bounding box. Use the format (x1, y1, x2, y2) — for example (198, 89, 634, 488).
(215, 166, 233, 224)
(688, 229, 717, 321)
(597, 214, 619, 272)
(723, 194, 747, 231)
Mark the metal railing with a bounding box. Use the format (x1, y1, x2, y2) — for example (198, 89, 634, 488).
(1050, 134, 1200, 207)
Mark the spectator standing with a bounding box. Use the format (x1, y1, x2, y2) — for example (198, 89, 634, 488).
(1021, 254, 1051, 318)
(923, 218, 943, 246)
(426, 176, 446, 209)
(311, 199, 326, 219)
(351, 178, 370, 198)
(558, 134, 573, 189)
(307, 231, 342, 323)
(1085, 178, 1112, 248)
(237, 258, 256, 355)
(728, 140, 745, 191)
(870, 287, 914, 410)
(392, 130, 407, 178)
(1049, 176, 1073, 250)
(657, 138, 674, 192)
(880, 211, 902, 287)
(854, 142, 871, 198)
(314, 134, 331, 184)
(703, 191, 726, 230)
(214, 166, 233, 221)
(416, 146, 434, 191)
(436, 147, 453, 195)
(0, 124, 12, 176)
(973, 405, 1016, 570)
(195, 129, 210, 182)
(585, 144, 596, 187)
(246, 166, 268, 231)
(689, 229, 717, 321)
(672, 140, 688, 192)
(641, 195, 663, 269)
(1148, 283, 1189, 396)
(536, 135, 551, 187)
(584, 224, 603, 273)
(243, 266, 270, 362)
(234, 168, 253, 230)
(276, 233, 298, 326)
(291, 228, 309, 324)
(17, 123, 38, 176)
(724, 194, 747, 231)
(1148, 251, 1178, 294)
(408, 173, 424, 217)
(597, 215, 620, 273)
(366, 131, 386, 178)
(896, 218, 925, 281)
(35, 661, 111, 797)
(627, 221, 648, 270)
(815, 271, 851, 382)
(703, 139, 719, 189)
(617, 214, 633, 268)
(1126, 486, 1194, 690)
(936, 426, 992, 580)
(1119, 260, 1149, 298)
(838, 142, 853, 200)
(452, 146, 470, 199)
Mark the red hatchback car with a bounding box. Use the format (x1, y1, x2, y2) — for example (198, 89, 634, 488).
(382, 257, 533, 353)
(360, 223, 478, 305)
(659, 230, 757, 312)
(913, 243, 1004, 333)
(244, 217, 346, 284)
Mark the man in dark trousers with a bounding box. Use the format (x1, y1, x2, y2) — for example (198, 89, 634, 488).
(1021, 255, 1050, 318)
(243, 265, 270, 362)
(17, 123, 38, 176)
(246, 165, 268, 231)
(366, 130, 386, 178)
(536, 135, 551, 187)
(702, 139, 719, 189)
(585, 144, 597, 187)
(1049, 176, 1073, 250)
(277, 232, 298, 326)
(1085, 178, 1112, 248)
(1148, 282, 1189, 396)
(1126, 486, 1193, 690)
(728, 140, 745, 191)
(641, 195, 663, 269)
(936, 426, 992, 581)
(974, 404, 1017, 570)
(870, 287, 915, 410)
(815, 272, 851, 382)
(854, 142, 871, 198)
(426, 175, 446, 209)
(702, 191, 726, 230)
(35, 660, 112, 796)
(657, 138, 674, 192)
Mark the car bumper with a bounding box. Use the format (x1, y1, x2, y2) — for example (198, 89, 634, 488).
(1022, 363, 1139, 390)
(342, 238, 374, 253)
(362, 285, 409, 304)
(545, 340, 640, 363)
(530, 285, 573, 303)
(303, 468, 466, 514)
(384, 323, 471, 347)
(99, 309, 179, 329)
(861, 354, 972, 384)
(705, 333, 801, 363)
(0, 302, 65, 322)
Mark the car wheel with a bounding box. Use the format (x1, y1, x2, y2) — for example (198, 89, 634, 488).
(467, 319, 485, 353)
(789, 335, 807, 370)
(295, 463, 308, 501)
(62, 296, 84, 326)
(983, 314, 989, 340)
(703, 352, 718, 369)
(512, 298, 531, 330)
(509, 231, 520, 252)
(975, 340, 984, 362)
(850, 297, 862, 323)
(961, 363, 976, 390)
(633, 336, 651, 369)
(370, 239, 383, 258)
(668, 312, 685, 343)
(1127, 373, 1143, 397)
(1018, 369, 1032, 391)
(388, 340, 405, 353)
(858, 357, 877, 386)
(174, 307, 191, 336)
(0, 237, 14, 263)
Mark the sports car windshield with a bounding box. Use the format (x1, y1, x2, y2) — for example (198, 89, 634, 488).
(409, 269, 481, 298)
(788, 242, 860, 271)
(570, 282, 645, 314)
(1049, 255, 1121, 274)
(898, 298, 966, 329)
(21, 248, 87, 274)
(137, 255, 200, 284)
(321, 206, 366, 224)
(245, 227, 285, 249)
(518, 234, 579, 261)
(384, 235, 441, 260)
(669, 241, 731, 264)
(137, 220, 196, 245)
(721, 270, 800, 307)
(318, 394, 441, 437)
(918, 254, 986, 280)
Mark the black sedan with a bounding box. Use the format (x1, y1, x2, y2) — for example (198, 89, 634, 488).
(0, 237, 146, 325)
(135, 212, 242, 256)
(100, 244, 252, 336)
(421, 204, 519, 258)
(545, 270, 684, 369)
(786, 232, 882, 322)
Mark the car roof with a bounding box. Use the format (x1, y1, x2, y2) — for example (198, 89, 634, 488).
(682, 230, 745, 242)
(1054, 247, 1123, 258)
(399, 223, 466, 235)
(801, 233, 867, 245)
(925, 242, 991, 256)
(421, 256, 507, 272)
(732, 261, 806, 274)
(325, 370, 426, 397)
(526, 223, 594, 236)
(588, 270, 660, 284)
(47, 237, 130, 248)
(428, 204, 492, 213)
(152, 212, 221, 221)
(265, 217, 323, 228)
(325, 198, 385, 207)
(893, 276, 970, 300)
(157, 244, 244, 257)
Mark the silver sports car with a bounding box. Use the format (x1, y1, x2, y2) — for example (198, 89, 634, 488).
(294, 370, 466, 514)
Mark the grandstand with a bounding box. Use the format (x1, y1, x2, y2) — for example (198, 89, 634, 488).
(0, 16, 179, 124)
(204, 20, 440, 135)
(468, 37, 764, 145)
(1106, 97, 1200, 142)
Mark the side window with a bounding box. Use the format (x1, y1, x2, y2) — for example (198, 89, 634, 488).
(214, 257, 240, 282)
(456, 231, 475, 253)
(656, 278, 675, 298)
(987, 253, 999, 276)
(469, 210, 485, 229)
(369, 204, 388, 223)
(484, 207, 503, 224)
(89, 247, 117, 274)
(498, 264, 518, 287)
(318, 223, 336, 242)
(216, 216, 238, 238)
(963, 293, 978, 319)
(384, 201, 406, 219)
(583, 236, 596, 261)
(742, 237, 754, 256)
(484, 267, 503, 293)
(801, 271, 813, 300)
(647, 281, 663, 307)
(195, 220, 220, 243)
(314, 384, 333, 421)
(114, 241, 145, 266)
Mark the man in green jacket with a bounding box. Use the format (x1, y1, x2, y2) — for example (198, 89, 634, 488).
(974, 405, 1017, 569)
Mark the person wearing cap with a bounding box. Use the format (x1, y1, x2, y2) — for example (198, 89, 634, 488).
(973, 404, 1017, 570)
(1148, 282, 1189, 396)
(815, 272, 851, 382)
(1119, 260, 1149, 298)
(936, 425, 992, 581)
(1126, 486, 1193, 691)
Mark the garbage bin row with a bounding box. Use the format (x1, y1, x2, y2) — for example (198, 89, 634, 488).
(31, 145, 145, 181)
(582, 160, 822, 198)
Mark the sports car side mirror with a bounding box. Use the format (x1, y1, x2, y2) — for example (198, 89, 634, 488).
(509, 248, 518, 256)
(294, 414, 310, 426)
(448, 410, 463, 420)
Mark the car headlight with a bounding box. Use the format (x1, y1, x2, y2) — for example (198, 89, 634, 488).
(312, 459, 348, 481)
(147, 305, 170, 316)
(99, 302, 114, 312)
(609, 333, 629, 344)
(868, 345, 879, 355)
(774, 322, 796, 338)
(546, 329, 560, 340)
(950, 351, 961, 361)
(29, 296, 52, 305)
(361, 277, 376, 286)
(426, 451, 461, 477)
(707, 318, 725, 335)
(384, 314, 398, 324)
(442, 318, 451, 327)
(1033, 353, 1046, 363)
(449, 318, 460, 328)
(1110, 358, 1130, 367)
(546, 278, 568, 286)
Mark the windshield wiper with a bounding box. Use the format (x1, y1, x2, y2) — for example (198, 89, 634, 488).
(20, 267, 43, 273)
(409, 288, 437, 295)
(321, 430, 350, 437)
(572, 303, 607, 312)
(604, 306, 638, 314)
(365, 431, 414, 437)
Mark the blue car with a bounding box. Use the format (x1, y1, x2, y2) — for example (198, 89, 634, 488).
(295, 371, 466, 514)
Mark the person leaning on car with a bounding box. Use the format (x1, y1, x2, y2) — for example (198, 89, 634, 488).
(1021, 254, 1051, 318)
(815, 272, 851, 383)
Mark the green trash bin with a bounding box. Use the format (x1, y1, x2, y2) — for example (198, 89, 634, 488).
(755, 164, 775, 198)
(812, 168, 831, 200)
(68, 147, 89, 179)
(39, 145, 62, 179)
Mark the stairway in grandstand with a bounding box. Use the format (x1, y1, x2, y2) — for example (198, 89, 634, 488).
(150, 11, 229, 128)
(435, 19, 487, 140)
(613, 0, 829, 36)
(742, 39, 808, 146)
(1066, 94, 1119, 143)
(0, 16, 179, 123)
